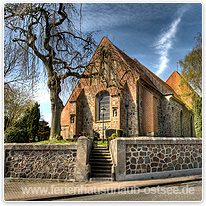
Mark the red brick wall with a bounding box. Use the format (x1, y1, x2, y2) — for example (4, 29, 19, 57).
(142, 86, 153, 133)
(166, 71, 195, 109)
(153, 96, 158, 134)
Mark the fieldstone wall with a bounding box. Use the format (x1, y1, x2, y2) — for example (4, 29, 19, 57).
(169, 98, 195, 137)
(110, 137, 202, 181)
(4, 143, 77, 181)
(126, 143, 202, 175)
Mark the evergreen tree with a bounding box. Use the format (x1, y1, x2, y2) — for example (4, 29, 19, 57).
(27, 102, 40, 142)
(37, 120, 50, 141)
(4, 102, 40, 143)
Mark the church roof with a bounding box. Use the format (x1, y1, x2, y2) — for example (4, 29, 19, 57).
(107, 37, 186, 105)
(66, 36, 189, 107)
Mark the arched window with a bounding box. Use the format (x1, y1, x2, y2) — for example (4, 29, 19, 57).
(96, 91, 110, 121)
(180, 110, 183, 137)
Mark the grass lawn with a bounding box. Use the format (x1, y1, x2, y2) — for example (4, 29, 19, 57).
(35, 139, 77, 143)
(96, 140, 108, 147)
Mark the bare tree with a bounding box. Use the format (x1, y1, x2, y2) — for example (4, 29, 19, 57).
(4, 3, 133, 140)
(4, 3, 97, 139)
(4, 84, 34, 130)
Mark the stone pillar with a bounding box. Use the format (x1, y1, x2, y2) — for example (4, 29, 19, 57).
(110, 139, 126, 181)
(116, 139, 126, 180)
(75, 136, 92, 181)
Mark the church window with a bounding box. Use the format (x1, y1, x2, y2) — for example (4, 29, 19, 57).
(70, 115, 75, 124)
(96, 91, 110, 121)
(113, 107, 117, 117)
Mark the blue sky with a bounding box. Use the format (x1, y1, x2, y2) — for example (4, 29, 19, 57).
(35, 3, 202, 126)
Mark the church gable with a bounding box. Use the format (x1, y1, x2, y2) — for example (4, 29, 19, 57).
(61, 36, 196, 139)
(166, 70, 199, 110)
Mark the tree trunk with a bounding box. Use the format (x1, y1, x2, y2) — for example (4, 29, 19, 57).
(48, 72, 63, 140)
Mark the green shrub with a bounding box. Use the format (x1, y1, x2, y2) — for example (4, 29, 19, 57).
(4, 126, 29, 143)
(109, 133, 117, 140)
(35, 136, 38, 142)
(36, 120, 50, 141)
(117, 129, 123, 137)
(87, 136, 93, 140)
(56, 135, 63, 140)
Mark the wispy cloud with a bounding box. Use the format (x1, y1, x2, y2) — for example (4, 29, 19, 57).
(154, 4, 191, 76)
(155, 16, 182, 76)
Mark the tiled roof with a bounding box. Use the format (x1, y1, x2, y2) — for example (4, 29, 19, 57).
(113, 45, 160, 93)
(111, 41, 187, 105)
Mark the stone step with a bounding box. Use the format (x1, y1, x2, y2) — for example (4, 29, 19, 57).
(90, 158, 112, 162)
(92, 149, 109, 152)
(91, 168, 111, 175)
(89, 146, 113, 180)
(90, 152, 111, 155)
(90, 162, 113, 166)
(94, 145, 108, 148)
(89, 177, 112, 182)
(90, 155, 111, 159)
(91, 165, 112, 169)
(90, 155, 112, 159)
(91, 173, 111, 177)
(93, 147, 108, 151)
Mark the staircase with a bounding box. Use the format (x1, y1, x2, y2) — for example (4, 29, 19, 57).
(89, 145, 113, 182)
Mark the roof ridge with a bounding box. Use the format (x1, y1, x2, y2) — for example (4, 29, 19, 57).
(112, 45, 160, 92)
(138, 62, 179, 95)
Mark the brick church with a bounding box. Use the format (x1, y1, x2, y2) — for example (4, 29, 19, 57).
(61, 36, 195, 139)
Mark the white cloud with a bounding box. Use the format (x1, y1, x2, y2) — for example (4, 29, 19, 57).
(155, 16, 181, 76)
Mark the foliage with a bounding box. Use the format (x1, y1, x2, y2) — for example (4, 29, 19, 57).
(56, 135, 63, 140)
(97, 141, 107, 147)
(87, 136, 93, 140)
(26, 102, 40, 141)
(194, 98, 202, 138)
(4, 3, 97, 140)
(4, 102, 40, 143)
(117, 129, 123, 137)
(179, 33, 202, 95)
(4, 126, 29, 143)
(109, 133, 117, 140)
(94, 131, 100, 139)
(36, 139, 77, 143)
(4, 116, 10, 131)
(4, 85, 34, 130)
(36, 120, 50, 141)
(4, 3, 132, 140)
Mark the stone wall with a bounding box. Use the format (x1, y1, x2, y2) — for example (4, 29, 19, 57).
(110, 137, 202, 181)
(4, 140, 91, 182)
(169, 98, 195, 137)
(5, 137, 92, 182)
(5, 143, 79, 181)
